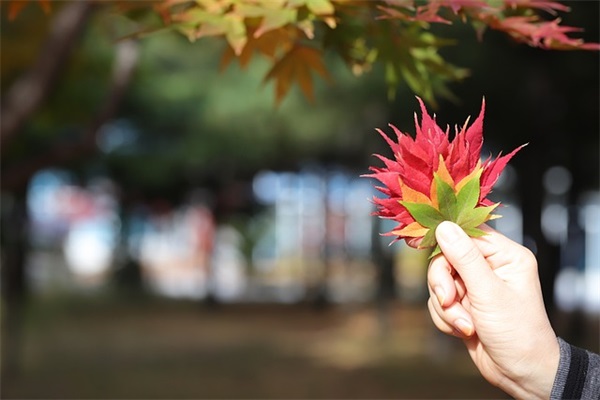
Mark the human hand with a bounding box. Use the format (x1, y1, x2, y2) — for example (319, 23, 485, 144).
(427, 221, 560, 399)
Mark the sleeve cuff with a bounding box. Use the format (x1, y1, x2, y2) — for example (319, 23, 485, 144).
(550, 337, 594, 399)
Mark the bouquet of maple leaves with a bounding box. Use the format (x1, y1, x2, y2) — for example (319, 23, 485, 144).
(366, 98, 524, 257)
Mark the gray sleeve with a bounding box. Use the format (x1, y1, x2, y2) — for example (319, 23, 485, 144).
(550, 337, 600, 399)
(551, 337, 571, 400)
(583, 347, 600, 400)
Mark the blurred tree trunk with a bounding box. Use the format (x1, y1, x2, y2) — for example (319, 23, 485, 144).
(0, 1, 140, 378)
(519, 159, 559, 316)
(311, 178, 333, 309)
(372, 216, 396, 336)
(0, 2, 93, 378)
(112, 203, 144, 295)
(0, 190, 29, 378)
(516, 111, 560, 318)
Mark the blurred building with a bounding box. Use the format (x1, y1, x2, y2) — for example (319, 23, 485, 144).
(23, 166, 600, 314)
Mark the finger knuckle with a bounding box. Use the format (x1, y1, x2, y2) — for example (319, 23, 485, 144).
(456, 242, 481, 267)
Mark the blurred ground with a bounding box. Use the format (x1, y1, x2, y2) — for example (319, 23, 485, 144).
(2, 297, 511, 399)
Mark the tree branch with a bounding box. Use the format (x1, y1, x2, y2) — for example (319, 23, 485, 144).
(1, 39, 140, 191)
(0, 0, 95, 146)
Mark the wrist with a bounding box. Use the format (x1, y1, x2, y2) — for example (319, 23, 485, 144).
(504, 332, 560, 399)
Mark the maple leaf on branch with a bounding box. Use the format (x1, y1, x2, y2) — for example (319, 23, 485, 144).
(263, 44, 332, 104)
(220, 26, 296, 70)
(378, 0, 600, 51)
(488, 16, 600, 50)
(504, 0, 570, 14)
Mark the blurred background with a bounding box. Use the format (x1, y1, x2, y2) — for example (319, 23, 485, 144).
(1, 1, 598, 398)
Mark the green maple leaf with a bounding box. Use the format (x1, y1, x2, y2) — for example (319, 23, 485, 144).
(401, 170, 498, 259)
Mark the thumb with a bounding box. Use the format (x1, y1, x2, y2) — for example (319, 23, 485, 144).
(435, 221, 497, 296)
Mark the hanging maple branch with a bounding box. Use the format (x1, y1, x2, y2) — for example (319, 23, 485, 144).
(376, 0, 600, 50)
(5, 0, 599, 107)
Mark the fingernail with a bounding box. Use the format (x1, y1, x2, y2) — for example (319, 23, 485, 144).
(454, 318, 474, 337)
(436, 221, 463, 246)
(434, 286, 445, 306)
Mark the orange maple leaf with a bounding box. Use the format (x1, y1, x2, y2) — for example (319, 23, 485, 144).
(264, 44, 331, 104)
(220, 26, 296, 70)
